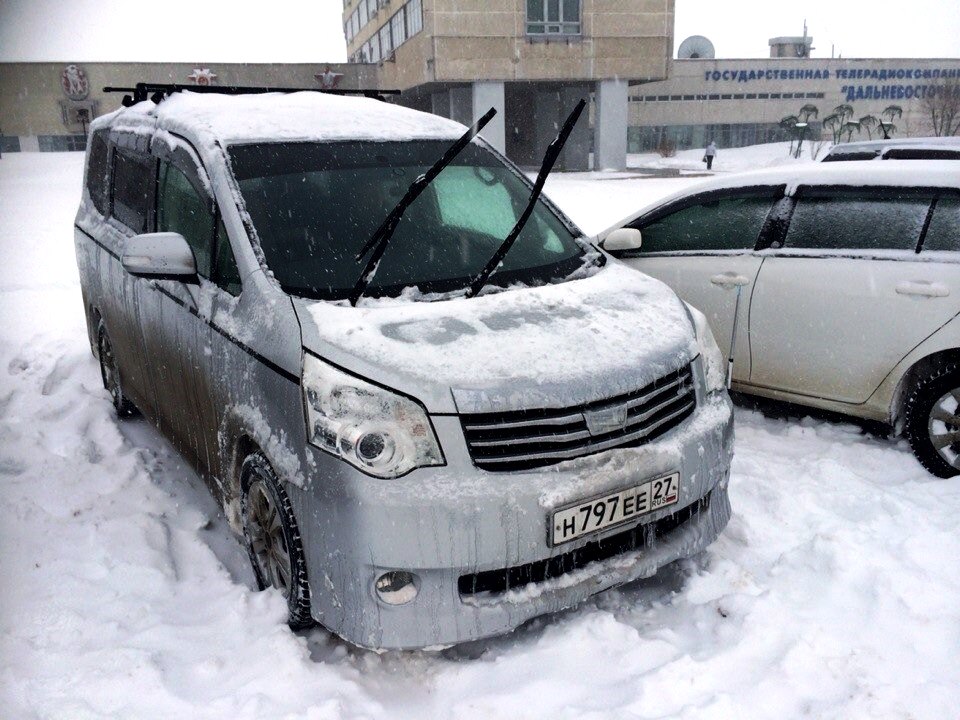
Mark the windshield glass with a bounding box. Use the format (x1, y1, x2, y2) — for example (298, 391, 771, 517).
(228, 141, 588, 300)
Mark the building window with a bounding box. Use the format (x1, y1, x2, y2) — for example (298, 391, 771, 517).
(391, 8, 406, 50)
(367, 0, 377, 20)
(379, 22, 392, 58)
(359, 0, 368, 27)
(369, 32, 381, 63)
(407, 0, 423, 36)
(526, 0, 581, 36)
(350, 9, 360, 37)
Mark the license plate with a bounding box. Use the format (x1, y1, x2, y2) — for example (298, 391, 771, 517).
(551, 472, 680, 546)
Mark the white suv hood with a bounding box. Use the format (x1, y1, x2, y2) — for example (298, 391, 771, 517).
(295, 263, 697, 414)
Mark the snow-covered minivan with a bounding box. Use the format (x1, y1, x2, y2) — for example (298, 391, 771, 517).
(74, 86, 733, 649)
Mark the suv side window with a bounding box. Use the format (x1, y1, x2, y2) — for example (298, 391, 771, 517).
(784, 188, 933, 251)
(157, 162, 214, 277)
(922, 194, 960, 252)
(111, 148, 154, 233)
(631, 191, 776, 253)
(213, 217, 242, 295)
(86, 130, 110, 216)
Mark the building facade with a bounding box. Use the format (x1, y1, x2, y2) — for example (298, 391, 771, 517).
(342, 0, 676, 169)
(0, 62, 377, 153)
(629, 55, 960, 152)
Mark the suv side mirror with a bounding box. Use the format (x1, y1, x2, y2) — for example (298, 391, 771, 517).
(121, 232, 198, 283)
(600, 227, 643, 253)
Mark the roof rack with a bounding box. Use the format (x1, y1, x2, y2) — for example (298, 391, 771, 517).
(103, 82, 400, 107)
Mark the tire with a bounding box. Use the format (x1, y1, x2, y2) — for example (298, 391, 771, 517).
(97, 321, 137, 418)
(904, 363, 960, 478)
(240, 452, 314, 630)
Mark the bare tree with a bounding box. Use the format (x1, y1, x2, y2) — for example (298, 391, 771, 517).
(821, 113, 842, 143)
(922, 78, 960, 137)
(832, 104, 855, 125)
(841, 120, 862, 142)
(879, 105, 903, 138)
(779, 114, 800, 154)
(858, 115, 878, 140)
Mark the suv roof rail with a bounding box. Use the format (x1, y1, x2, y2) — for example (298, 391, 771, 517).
(103, 82, 400, 107)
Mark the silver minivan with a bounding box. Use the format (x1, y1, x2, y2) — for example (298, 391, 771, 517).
(74, 87, 734, 649)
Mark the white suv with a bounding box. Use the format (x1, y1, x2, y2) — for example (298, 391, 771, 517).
(602, 160, 960, 477)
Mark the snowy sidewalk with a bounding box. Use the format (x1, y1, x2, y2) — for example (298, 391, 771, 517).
(0, 151, 958, 720)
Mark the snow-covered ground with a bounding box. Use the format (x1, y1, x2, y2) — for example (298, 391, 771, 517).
(1, 148, 958, 720)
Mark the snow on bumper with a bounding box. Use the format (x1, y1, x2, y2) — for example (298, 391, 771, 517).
(302, 392, 734, 650)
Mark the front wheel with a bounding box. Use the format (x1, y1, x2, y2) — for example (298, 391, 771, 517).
(904, 364, 960, 478)
(97, 322, 136, 418)
(240, 453, 314, 629)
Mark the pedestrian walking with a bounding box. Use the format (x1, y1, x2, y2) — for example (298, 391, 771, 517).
(703, 140, 717, 170)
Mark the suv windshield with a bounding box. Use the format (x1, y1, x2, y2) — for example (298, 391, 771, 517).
(228, 141, 587, 300)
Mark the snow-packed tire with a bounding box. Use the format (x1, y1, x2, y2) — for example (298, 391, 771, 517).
(240, 452, 314, 630)
(904, 363, 960, 478)
(96, 321, 137, 418)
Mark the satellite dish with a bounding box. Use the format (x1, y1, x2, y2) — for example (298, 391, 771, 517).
(677, 35, 716, 59)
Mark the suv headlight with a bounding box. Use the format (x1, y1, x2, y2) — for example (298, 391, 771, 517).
(684, 303, 726, 395)
(302, 353, 444, 478)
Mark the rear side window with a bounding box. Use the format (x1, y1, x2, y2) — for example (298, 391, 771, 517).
(634, 193, 776, 252)
(783, 189, 932, 251)
(923, 195, 960, 252)
(111, 149, 154, 233)
(86, 131, 110, 215)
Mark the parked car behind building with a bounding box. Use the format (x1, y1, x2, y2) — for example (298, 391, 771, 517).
(601, 161, 960, 477)
(74, 88, 734, 649)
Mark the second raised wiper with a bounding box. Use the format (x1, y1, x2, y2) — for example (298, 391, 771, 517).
(464, 99, 586, 299)
(348, 107, 497, 306)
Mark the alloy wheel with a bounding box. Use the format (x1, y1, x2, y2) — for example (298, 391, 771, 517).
(246, 479, 292, 595)
(927, 388, 960, 471)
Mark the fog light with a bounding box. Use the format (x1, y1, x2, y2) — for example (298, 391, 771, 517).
(375, 571, 419, 605)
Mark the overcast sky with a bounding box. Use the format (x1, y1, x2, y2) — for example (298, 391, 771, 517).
(0, 0, 957, 63)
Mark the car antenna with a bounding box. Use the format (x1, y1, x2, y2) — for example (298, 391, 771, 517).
(464, 99, 586, 299)
(348, 107, 497, 306)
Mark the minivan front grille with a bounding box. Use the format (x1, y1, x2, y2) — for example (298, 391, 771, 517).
(460, 364, 696, 472)
(458, 490, 711, 597)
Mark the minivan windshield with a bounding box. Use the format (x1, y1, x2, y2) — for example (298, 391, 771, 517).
(228, 141, 589, 301)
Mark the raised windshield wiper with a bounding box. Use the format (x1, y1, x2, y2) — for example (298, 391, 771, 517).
(348, 107, 497, 306)
(465, 99, 586, 299)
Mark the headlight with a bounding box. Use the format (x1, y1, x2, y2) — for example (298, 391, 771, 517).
(302, 353, 444, 478)
(684, 303, 726, 394)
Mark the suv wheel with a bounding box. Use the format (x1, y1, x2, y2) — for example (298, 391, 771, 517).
(904, 363, 960, 478)
(240, 452, 314, 629)
(97, 322, 136, 418)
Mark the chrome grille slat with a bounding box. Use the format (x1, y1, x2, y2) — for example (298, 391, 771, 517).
(461, 364, 696, 471)
(471, 398, 696, 466)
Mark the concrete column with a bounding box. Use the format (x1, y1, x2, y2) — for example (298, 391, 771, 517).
(448, 86, 473, 126)
(559, 84, 591, 171)
(472, 81, 505, 154)
(593, 79, 629, 171)
(430, 90, 450, 118)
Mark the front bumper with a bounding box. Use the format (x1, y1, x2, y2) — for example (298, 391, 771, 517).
(297, 390, 734, 650)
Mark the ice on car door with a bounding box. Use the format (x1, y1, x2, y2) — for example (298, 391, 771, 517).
(620, 187, 781, 383)
(748, 187, 959, 404)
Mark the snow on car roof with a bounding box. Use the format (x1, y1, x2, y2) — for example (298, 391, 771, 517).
(92, 90, 468, 147)
(603, 160, 960, 238)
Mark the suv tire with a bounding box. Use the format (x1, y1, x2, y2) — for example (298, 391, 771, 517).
(240, 452, 314, 630)
(97, 321, 137, 418)
(904, 363, 960, 478)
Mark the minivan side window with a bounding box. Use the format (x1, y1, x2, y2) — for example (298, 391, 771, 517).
(922, 195, 960, 252)
(783, 188, 932, 251)
(213, 217, 242, 295)
(632, 193, 775, 253)
(86, 130, 110, 216)
(157, 162, 214, 277)
(111, 148, 154, 233)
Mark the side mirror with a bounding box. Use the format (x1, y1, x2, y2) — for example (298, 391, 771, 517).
(600, 228, 642, 253)
(121, 232, 198, 283)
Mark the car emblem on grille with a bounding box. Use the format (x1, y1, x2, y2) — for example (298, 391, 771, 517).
(583, 404, 629, 436)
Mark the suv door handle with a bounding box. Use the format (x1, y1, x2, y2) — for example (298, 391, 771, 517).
(710, 272, 751, 288)
(896, 280, 949, 298)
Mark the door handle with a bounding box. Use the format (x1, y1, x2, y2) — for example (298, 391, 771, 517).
(895, 280, 949, 298)
(710, 272, 751, 288)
